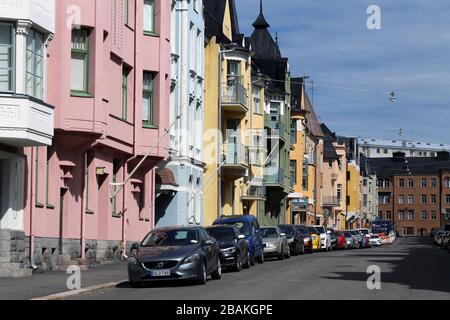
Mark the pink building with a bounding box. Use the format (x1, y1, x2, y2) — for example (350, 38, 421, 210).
(1, 0, 171, 273)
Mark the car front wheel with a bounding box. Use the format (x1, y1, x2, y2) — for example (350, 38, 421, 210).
(197, 262, 207, 285)
(211, 258, 222, 280)
(243, 250, 251, 269)
(234, 255, 242, 272)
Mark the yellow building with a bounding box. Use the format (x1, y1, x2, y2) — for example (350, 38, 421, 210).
(346, 160, 361, 229)
(203, 0, 266, 225)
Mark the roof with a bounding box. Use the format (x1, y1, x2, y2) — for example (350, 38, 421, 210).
(304, 92, 324, 138)
(252, 0, 270, 28)
(366, 152, 450, 176)
(204, 0, 240, 43)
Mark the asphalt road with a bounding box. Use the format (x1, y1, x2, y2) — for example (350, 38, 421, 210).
(70, 237, 450, 300)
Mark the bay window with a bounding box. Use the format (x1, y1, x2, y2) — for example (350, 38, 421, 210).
(0, 23, 14, 92)
(71, 28, 90, 94)
(26, 29, 44, 99)
(142, 72, 155, 127)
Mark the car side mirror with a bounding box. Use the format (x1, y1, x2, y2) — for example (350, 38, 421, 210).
(131, 243, 139, 250)
(280, 233, 286, 237)
(204, 239, 215, 245)
(238, 234, 246, 240)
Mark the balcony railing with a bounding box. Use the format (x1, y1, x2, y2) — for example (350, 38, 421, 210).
(242, 185, 266, 200)
(265, 120, 286, 141)
(265, 168, 285, 186)
(322, 196, 341, 206)
(223, 143, 249, 166)
(221, 82, 248, 109)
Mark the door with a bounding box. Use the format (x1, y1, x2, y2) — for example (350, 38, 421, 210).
(59, 189, 67, 254)
(226, 119, 240, 162)
(227, 61, 240, 85)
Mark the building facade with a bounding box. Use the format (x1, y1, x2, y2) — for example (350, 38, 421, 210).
(155, 0, 205, 227)
(370, 151, 450, 235)
(2, 0, 171, 276)
(0, 0, 56, 277)
(358, 137, 450, 159)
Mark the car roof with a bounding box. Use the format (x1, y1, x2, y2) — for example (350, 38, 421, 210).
(152, 225, 202, 232)
(205, 224, 237, 230)
(214, 215, 256, 223)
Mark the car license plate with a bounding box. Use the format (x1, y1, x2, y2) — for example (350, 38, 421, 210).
(151, 270, 171, 277)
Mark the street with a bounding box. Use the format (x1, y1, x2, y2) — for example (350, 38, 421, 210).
(69, 237, 450, 300)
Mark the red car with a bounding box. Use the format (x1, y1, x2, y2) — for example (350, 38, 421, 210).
(336, 231, 347, 250)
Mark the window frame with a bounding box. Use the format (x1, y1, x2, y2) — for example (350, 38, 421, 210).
(25, 29, 45, 99)
(121, 65, 129, 120)
(142, 71, 157, 128)
(0, 22, 15, 93)
(70, 28, 91, 96)
(143, 0, 157, 36)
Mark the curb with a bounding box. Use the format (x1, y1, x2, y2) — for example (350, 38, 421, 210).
(30, 280, 127, 300)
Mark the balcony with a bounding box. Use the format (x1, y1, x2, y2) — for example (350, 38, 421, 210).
(0, 94, 54, 147)
(221, 82, 248, 113)
(322, 196, 341, 207)
(264, 168, 285, 188)
(241, 185, 266, 201)
(265, 120, 286, 143)
(222, 143, 249, 177)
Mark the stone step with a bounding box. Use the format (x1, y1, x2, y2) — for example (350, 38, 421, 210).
(0, 262, 23, 270)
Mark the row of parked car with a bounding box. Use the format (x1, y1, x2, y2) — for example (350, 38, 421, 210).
(127, 215, 382, 287)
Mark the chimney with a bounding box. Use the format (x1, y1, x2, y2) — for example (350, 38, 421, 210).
(436, 151, 450, 161)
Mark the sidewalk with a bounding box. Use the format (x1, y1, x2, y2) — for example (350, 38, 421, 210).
(0, 262, 128, 300)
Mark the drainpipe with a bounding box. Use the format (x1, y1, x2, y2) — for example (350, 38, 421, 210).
(29, 148, 35, 268)
(122, 161, 128, 257)
(218, 49, 223, 219)
(80, 152, 87, 261)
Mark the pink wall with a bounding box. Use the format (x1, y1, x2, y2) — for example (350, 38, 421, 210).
(24, 0, 171, 247)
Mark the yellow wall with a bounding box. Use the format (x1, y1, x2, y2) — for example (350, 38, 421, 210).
(346, 161, 361, 228)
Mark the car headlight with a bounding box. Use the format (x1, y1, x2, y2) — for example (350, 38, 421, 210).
(183, 253, 201, 264)
(221, 247, 237, 254)
(265, 243, 276, 248)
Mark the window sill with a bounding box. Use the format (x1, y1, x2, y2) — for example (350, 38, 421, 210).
(144, 31, 159, 37)
(85, 209, 94, 215)
(143, 123, 158, 129)
(112, 214, 121, 219)
(71, 91, 94, 98)
(46, 204, 55, 210)
(110, 114, 134, 126)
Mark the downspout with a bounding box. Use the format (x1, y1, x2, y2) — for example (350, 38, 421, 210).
(29, 148, 35, 268)
(80, 153, 87, 260)
(217, 48, 223, 218)
(133, 0, 138, 156)
(180, 0, 188, 221)
(122, 161, 128, 257)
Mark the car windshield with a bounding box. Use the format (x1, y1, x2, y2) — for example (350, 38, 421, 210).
(360, 229, 369, 235)
(344, 232, 352, 237)
(206, 228, 236, 241)
(371, 235, 379, 239)
(220, 221, 250, 236)
(261, 228, 278, 238)
(315, 227, 325, 233)
(279, 225, 295, 236)
(307, 227, 317, 233)
(141, 229, 199, 246)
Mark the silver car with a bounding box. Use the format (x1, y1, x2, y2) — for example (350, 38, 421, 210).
(261, 226, 290, 260)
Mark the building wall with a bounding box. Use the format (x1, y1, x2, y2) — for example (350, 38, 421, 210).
(346, 160, 361, 228)
(16, 0, 171, 269)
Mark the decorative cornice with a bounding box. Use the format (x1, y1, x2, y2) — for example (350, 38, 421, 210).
(16, 20, 33, 35)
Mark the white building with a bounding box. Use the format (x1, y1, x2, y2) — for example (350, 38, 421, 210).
(0, 0, 55, 277)
(358, 138, 450, 158)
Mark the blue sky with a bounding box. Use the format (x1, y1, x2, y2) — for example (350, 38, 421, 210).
(235, 0, 450, 144)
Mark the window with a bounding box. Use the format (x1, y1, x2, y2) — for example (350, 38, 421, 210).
(421, 178, 427, 188)
(384, 149, 388, 154)
(290, 160, 297, 185)
(26, 29, 44, 99)
(124, 0, 129, 25)
(407, 211, 414, 221)
(346, 195, 350, 206)
(253, 87, 261, 114)
(337, 184, 342, 202)
(408, 195, 413, 204)
(398, 195, 404, 204)
(386, 211, 392, 220)
(142, 72, 155, 127)
(446, 195, 450, 204)
(121, 66, 129, 120)
(0, 23, 14, 92)
(398, 211, 404, 220)
(71, 28, 90, 94)
(421, 195, 427, 204)
(408, 179, 414, 188)
(363, 194, 367, 207)
(431, 195, 437, 204)
(347, 171, 351, 181)
(376, 148, 380, 154)
(431, 211, 437, 220)
(143, 0, 156, 34)
(421, 211, 427, 220)
(431, 178, 437, 188)
(446, 178, 450, 188)
(227, 61, 240, 84)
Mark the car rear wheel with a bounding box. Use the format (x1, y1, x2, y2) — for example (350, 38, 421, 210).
(278, 246, 284, 260)
(285, 247, 291, 259)
(211, 258, 222, 280)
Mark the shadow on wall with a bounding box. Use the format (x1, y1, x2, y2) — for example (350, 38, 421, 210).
(155, 193, 175, 227)
(322, 237, 450, 294)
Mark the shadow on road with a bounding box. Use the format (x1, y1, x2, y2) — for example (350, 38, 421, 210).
(322, 237, 450, 294)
